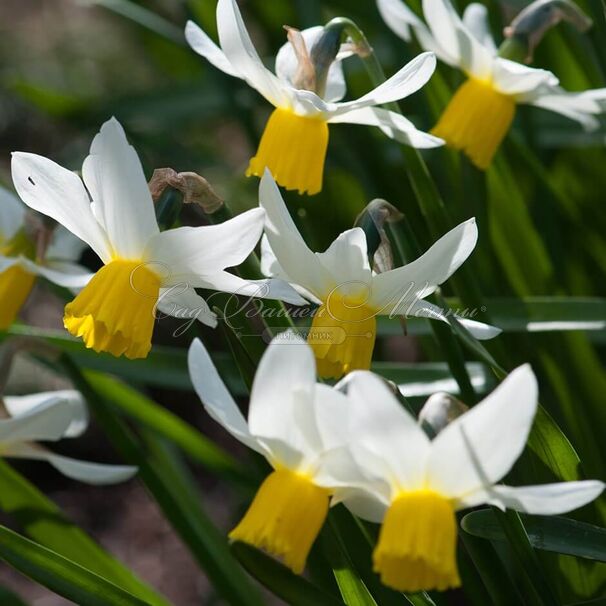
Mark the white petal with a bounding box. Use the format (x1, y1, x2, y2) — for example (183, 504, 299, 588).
(185, 20, 241, 78)
(427, 364, 538, 498)
(377, 0, 421, 41)
(462, 3, 496, 53)
(328, 106, 444, 148)
(346, 371, 430, 490)
(11, 152, 111, 262)
(3, 390, 88, 438)
(326, 52, 437, 117)
(310, 384, 351, 452)
(459, 481, 605, 515)
(0, 185, 25, 243)
(315, 228, 371, 293)
(196, 270, 307, 306)
(371, 218, 477, 312)
(81, 118, 159, 258)
(493, 59, 559, 96)
(22, 258, 93, 289)
(216, 0, 291, 108)
(422, 0, 494, 78)
(46, 226, 88, 262)
(275, 26, 347, 103)
(259, 171, 331, 299)
(334, 486, 390, 523)
(260, 235, 321, 304)
(3, 443, 137, 485)
(406, 299, 502, 340)
(0, 255, 22, 273)
(187, 338, 263, 453)
(523, 87, 606, 131)
(0, 397, 77, 443)
(248, 332, 316, 462)
(156, 285, 218, 328)
(146, 207, 265, 283)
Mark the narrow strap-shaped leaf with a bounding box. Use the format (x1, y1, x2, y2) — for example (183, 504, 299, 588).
(0, 460, 169, 606)
(0, 525, 149, 606)
(462, 509, 606, 562)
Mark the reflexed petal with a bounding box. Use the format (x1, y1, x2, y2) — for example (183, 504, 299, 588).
(81, 117, 159, 258)
(462, 3, 496, 52)
(156, 285, 217, 328)
(46, 225, 89, 263)
(458, 481, 605, 514)
(0, 397, 77, 443)
(216, 0, 291, 107)
(493, 59, 559, 96)
(3, 443, 137, 485)
(187, 338, 263, 453)
(3, 390, 88, 438)
(0, 185, 25, 243)
(427, 365, 538, 498)
(145, 207, 265, 283)
(328, 106, 444, 148)
(248, 332, 317, 460)
(406, 299, 502, 340)
(275, 26, 347, 103)
(259, 171, 331, 299)
(371, 219, 477, 312)
(195, 270, 307, 306)
(333, 486, 390, 523)
(11, 152, 111, 262)
(326, 52, 437, 117)
(422, 0, 493, 78)
(185, 20, 241, 77)
(22, 258, 93, 289)
(315, 228, 371, 291)
(346, 371, 430, 490)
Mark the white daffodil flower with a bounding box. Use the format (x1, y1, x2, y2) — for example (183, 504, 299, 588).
(0, 185, 91, 330)
(258, 171, 500, 379)
(323, 366, 604, 592)
(0, 390, 136, 484)
(187, 333, 350, 573)
(185, 0, 442, 195)
(377, 0, 606, 169)
(11, 117, 304, 360)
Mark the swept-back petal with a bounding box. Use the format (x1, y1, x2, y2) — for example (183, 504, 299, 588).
(458, 481, 605, 514)
(259, 171, 331, 299)
(328, 106, 444, 148)
(185, 20, 241, 77)
(462, 3, 496, 52)
(493, 59, 559, 96)
(187, 338, 263, 453)
(81, 117, 159, 259)
(422, 0, 493, 78)
(370, 219, 477, 313)
(145, 207, 265, 282)
(248, 332, 317, 461)
(3, 390, 88, 438)
(216, 0, 291, 107)
(3, 443, 137, 485)
(346, 371, 430, 491)
(326, 52, 436, 117)
(427, 365, 538, 498)
(156, 286, 218, 328)
(11, 152, 111, 262)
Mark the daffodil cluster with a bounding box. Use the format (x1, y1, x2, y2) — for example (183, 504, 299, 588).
(189, 334, 604, 592)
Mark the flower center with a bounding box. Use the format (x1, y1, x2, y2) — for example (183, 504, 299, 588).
(432, 78, 516, 170)
(63, 259, 161, 359)
(229, 468, 330, 574)
(308, 290, 376, 379)
(373, 490, 461, 593)
(246, 108, 329, 196)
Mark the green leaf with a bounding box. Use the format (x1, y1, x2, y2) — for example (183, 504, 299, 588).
(0, 585, 28, 606)
(462, 510, 606, 562)
(231, 541, 346, 606)
(0, 526, 149, 606)
(0, 460, 168, 606)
